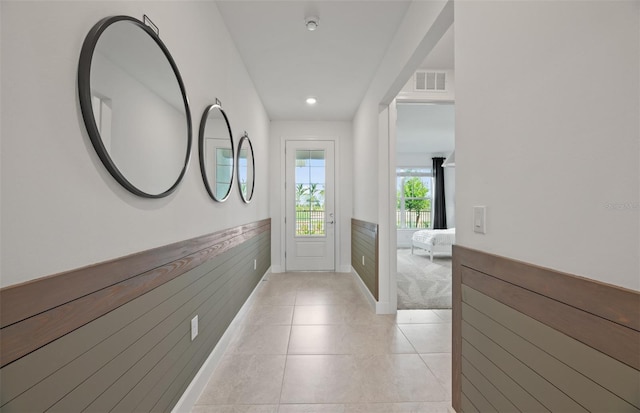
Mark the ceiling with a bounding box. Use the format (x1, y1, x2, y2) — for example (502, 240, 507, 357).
(216, 1, 412, 121)
(396, 27, 455, 159)
(396, 103, 455, 156)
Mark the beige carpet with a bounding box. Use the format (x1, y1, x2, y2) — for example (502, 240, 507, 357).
(397, 248, 452, 309)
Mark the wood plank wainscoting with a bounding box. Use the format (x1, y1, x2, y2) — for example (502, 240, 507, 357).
(0, 219, 271, 412)
(452, 245, 640, 413)
(351, 218, 378, 301)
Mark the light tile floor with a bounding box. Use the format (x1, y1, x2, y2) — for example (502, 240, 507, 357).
(192, 272, 452, 413)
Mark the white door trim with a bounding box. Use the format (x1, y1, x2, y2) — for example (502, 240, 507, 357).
(279, 135, 342, 273)
(285, 140, 335, 271)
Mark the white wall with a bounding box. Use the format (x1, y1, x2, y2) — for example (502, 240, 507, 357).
(455, 1, 639, 291)
(444, 166, 455, 228)
(269, 121, 353, 273)
(0, 1, 270, 287)
(0, 2, 3, 289)
(397, 151, 436, 168)
(352, 99, 380, 223)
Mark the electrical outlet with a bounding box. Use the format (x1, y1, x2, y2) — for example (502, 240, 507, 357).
(191, 315, 198, 341)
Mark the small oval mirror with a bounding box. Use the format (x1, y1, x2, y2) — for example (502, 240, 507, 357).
(237, 133, 255, 203)
(198, 104, 234, 202)
(78, 16, 192, 198)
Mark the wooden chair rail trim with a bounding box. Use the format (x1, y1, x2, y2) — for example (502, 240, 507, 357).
(351, 218, 378, 234)
(454, 245, 639, 331)
(0, 219, 270, 328)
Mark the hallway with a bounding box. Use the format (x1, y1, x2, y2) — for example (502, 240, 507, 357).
(192, 272, 452, 413)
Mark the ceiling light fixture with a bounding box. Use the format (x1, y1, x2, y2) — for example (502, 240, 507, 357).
(305, 16, 319, 31)
(306, 97, 317, 105)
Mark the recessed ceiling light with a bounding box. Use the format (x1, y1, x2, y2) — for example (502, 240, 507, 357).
(306, 97, 317, 105)
(305, 16, 319, 31)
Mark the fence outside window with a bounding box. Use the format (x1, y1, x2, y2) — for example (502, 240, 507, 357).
(296, 209, 325, 236)
(396, 209, 431, 229)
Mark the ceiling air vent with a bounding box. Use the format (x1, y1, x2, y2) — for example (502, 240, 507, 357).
(414, 71, 446, 92)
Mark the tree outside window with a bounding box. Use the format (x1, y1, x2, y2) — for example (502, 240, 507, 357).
(396, 169, 433, 229)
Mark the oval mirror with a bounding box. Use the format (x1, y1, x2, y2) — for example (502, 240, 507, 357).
(78, 16, 192, 198)
(237, 133, 255, 203)
(198, 103, 234, 202)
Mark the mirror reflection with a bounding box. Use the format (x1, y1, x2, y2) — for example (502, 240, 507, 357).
(199, 104, 234, 202)
(79, 16, 191, 198)
(237, 133, 255, 203)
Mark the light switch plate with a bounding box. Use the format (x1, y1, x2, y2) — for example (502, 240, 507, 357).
(474, 206, 486, 234)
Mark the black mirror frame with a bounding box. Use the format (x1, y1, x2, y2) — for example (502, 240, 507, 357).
(78, 15, 192, 198)
(237, 132, 255, 203)
(198, 104, 235, 202)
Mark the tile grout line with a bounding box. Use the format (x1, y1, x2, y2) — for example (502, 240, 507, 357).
(396, 317, 452, 401)
(396, 320, 422, 357)
(276, 285, 297, 409)
(395, 327, 447, 403)
(419, 353, 451, 399)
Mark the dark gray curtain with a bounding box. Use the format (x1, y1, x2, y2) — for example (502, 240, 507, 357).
(432, 157, 447, 229)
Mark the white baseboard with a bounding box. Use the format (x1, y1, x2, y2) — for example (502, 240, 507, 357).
(272, 265, 349, 274)
(350, 266, 396, 315)
(350, 266, 376, 311)
(375, 300, 395, 314)
(172, 267, 272, 413)
(338, 264, 352, 273)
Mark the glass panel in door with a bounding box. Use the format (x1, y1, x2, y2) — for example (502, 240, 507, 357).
(295, 150, 326, 236)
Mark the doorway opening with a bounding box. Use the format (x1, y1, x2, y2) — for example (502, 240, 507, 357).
(395, 102, 455, 309)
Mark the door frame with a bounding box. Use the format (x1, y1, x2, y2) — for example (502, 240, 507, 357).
(278, 135, 342, 273)
(284, 139, 336, 271)
(389, 97, 455, 311)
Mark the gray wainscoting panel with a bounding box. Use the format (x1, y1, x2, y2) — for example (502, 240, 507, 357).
(461, 285, 640, 413)
(0, 223, 270, 413)
(452, 245, 640, 413)
(351, 219, 378, 300)
(461, 341, 548, 412)
(461, 358, 519, 412)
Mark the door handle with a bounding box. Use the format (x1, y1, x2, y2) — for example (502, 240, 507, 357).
(326, 220, 334, 224)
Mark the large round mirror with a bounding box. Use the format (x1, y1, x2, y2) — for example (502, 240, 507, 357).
(237, 133, 255, 203)
(199, 103, 234, 202)
(78, 16, 192, 198)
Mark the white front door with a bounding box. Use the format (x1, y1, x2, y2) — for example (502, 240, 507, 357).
(285, 140, 335, 271)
